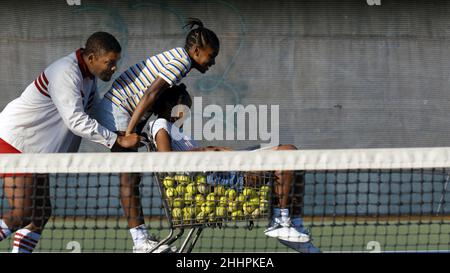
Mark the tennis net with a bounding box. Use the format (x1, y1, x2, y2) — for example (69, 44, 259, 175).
(0, 148, 449, 253)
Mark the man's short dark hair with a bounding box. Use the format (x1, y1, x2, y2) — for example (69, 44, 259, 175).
(84, 32, 121, 56)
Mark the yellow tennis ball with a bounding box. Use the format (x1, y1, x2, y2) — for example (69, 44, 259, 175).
(219, 196, 228, 206)
(250, 197, 260, 206)
(175, 174, 190, 184)
(208, 212, 216, 222)
(196, 175, 207, 184)
(172, 197, 184, 208)
(225, 189, 237, 201)
(201, 201, 215, 214)
(228, 201, 241, 213)
(176, 185, 186, 196)
(242, 187, 254, 198)
(259, 200, 269, 212)
(165, 187, 177, 198)
(214, 185, 226, 196)
(206, 193, 216, 202)
(260, 185, 270, 193)
(197, 183, 207, 194)
(215, 206, 226, 218)
(196, 211, 207, 223)
(259, 190, 269, 200)
(251, 208, 261, 219)
(184, 192, 194, 205)
(195, 194, 205, 204)
(231, 210, 243, 220)
(236, 194, 246, 203)
(183, 207, 195, 221)
(163, 176, 175, 188)
(171, 208, 182, 219)
(186, 183, 197, 195)
(243, 202, 256, 215)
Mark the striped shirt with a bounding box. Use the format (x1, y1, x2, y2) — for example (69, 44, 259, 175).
(104, 47, 192, 115)
(148, 118, 197, 151)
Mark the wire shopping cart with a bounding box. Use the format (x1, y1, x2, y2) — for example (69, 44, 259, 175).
(140, 136, 275, 253)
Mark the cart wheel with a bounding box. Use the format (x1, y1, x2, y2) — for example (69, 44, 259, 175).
(248, 220, 254, 230)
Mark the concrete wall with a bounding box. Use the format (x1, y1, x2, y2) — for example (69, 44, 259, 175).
(2, 0, 450, 150)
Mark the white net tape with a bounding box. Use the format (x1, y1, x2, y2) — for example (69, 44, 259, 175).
(2, 147, 450, 173)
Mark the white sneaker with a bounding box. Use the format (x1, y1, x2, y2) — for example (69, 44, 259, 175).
(278, 217, 320, 253)
(133, 239, 176, 253)
(264, 218, 311, 243)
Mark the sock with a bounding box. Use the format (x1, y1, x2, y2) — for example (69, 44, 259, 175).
(273, 208, 281, 218)
(0, 219, 12, 241)
(12, 229, 41, 253)
(280, 208, 290, 222)
(129, 224, 149, 247)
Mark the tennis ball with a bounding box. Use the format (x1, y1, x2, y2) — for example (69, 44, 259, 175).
(163, 176, 175, 188)
(243, 202, 257, 215)
(236, 194, 246, 203)
(186, 183, 197, 195)
(214, 185, 226, 196)
(251, 208, 261, 219)
(242, 187, 255, 198)
(215, 206, 226, 218)
(172, 197, 184, 208)
(184, 192, 194, 205)
(228, 201, 241, 213)
(194, 204, 202, 215)
(208, 212, 216, 222)
(260, 185, 270, 193)
(197, 182, 207, 194)
(201, 201, 215, 214)
(250, 197, 260, 206)
(195, 194, 205, 204)
(183, 207, 196, 221)
(175, 174, 190, 184)
(196, 211, 206, 223)
(176, 185, 186, 196)
(259, 200, 269, 212)
(231, 210, 244, 221)
(225, 189, 237, 201)
(196, 175, 207, 184)
(206, 193, 216, 202)
(165, 187, 177, 198)
(259, 190, 269, 200)
(171, 208, 182, 220)
(219, 196, 228, 206)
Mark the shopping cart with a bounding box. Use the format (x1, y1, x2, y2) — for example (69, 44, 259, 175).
(140, 135, 275, 253)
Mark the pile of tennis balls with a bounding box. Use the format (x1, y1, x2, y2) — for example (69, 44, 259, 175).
(162, 174, 271, 224)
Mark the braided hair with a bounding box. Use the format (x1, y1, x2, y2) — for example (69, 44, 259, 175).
(184, 18, 220, 52)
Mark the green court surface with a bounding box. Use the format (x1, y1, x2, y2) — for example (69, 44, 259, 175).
(1, 217, 448, 253)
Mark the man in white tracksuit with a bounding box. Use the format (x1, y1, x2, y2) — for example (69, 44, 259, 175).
(0, 32, 141, 253)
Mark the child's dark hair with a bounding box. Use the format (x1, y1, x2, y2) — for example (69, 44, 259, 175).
(184, 18, 220, 52)
(153, 84, 192, 116)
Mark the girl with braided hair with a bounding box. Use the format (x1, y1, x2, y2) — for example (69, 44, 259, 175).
(95, 18, 220, 253)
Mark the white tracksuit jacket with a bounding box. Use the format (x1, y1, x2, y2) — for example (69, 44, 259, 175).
(0, 49, 117, 153)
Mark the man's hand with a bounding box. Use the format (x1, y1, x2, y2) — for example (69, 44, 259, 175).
(116, 133, 141, 149)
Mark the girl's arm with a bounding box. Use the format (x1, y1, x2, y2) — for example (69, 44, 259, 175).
(154, 128, 172, 152)
(126, 77, 170, 135)
(154, 127, 231, 152)
(190, 146, 232, 152)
